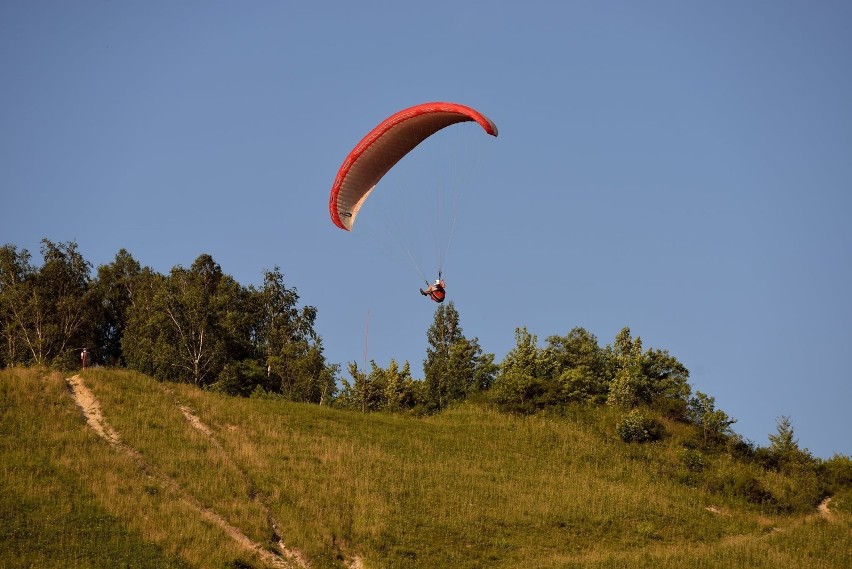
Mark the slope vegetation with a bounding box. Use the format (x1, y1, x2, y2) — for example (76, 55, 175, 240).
(1, 368, 848, 568)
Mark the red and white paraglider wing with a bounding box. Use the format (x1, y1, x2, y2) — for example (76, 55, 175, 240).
(329, 102, 498, 231)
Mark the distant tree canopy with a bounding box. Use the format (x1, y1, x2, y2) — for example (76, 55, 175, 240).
(423, 302, 497, 411)
(489, 326, 745, 451)
(688, 391, 737, 445)
(0, 241, 336, 403)
(0, 240, 94, 369)
(336, 302, 497, 414)
(491, 326, 692, 418)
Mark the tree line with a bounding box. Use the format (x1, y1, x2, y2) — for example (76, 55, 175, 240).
(2, 240, 701, 419)
(0, 240, 336, 402)
(2, 241, 849, 459)
(3, 239, 850, 507)
(0, 239, 818, 441)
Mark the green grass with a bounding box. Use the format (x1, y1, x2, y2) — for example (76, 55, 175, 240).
(1, 367, 848, 568)
(0, 369, 193, 568)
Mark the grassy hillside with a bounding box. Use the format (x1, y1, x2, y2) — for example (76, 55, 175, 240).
(1, 367, 848, 568)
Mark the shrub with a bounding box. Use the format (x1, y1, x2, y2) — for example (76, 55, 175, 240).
(678, 447, 705, 472)
(704, 465, 781, 511)
(491, 370, 549, 414)
(616, 409, 664, 443)
(607, 369, 639, 409)
(210, 360, 267, 397)
(830, 488, 852, 514)
(559, 366, 607, 404)
(822, 454, 852, 492)
(650, 395, 689, 422)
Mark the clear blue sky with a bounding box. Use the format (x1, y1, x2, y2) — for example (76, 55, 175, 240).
(2, 1, 850, 458)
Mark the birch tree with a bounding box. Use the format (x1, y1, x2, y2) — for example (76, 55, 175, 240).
(0, 240, 92, 366)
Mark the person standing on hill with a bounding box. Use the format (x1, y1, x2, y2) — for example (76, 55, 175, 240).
(81, 348, 89, 370)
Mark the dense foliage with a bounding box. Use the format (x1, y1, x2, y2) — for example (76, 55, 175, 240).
(336, 302, 496, 413)
(0, 241, 336, 402)
(490, 325, 692, 418)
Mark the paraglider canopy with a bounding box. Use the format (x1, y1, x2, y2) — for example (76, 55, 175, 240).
(329, 102, 498, 231)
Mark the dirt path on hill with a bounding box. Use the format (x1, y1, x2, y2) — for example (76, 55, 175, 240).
(171, 393, 362, 568)
(176, 404, 312, 569)
(66, 374, 121, 445)
(65, 374, 304, 569)
(817, 497, 835, 521)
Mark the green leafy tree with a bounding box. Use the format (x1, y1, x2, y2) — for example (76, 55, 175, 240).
(214, 359, 268, 397)
(122, 259, 335, 398)
(601, 328, 691, 415)
(0, 240, 95, 367)
(766, 415, 815, 472)
(337, 361, 382, 412)
(547, 327, 608, 404)
(500, 327, 548, 377)
(468, 339, 498, 392)
(275, 338, 337, 403)
(40, 240, 96, 366)
(335, 362, 363, 411)
(252, 267, 336, 403)
(160, 255, 235, 385)
(121, 268, 168, 377)
(613, 327, 642, 367)
(642, 348, 691, 419)
(822, 454, 852, 494)
(759, 416, 820, 510)
(547, 327, 605, 373)
(606, 328, 644, 408)
(123, 255, 237, 385)
(423, 302, 493, 410)
(557, 366, 604, 404)
(0, 244, 36, 366)
(337, 359, 425, 413)
(91, 249, 141, 365)
(492, 327, 559, 413)
(642, 348, 690, 400)
(381, 359, 423, 412)
(606, 368, 640, 409)
(445, 336, 496, 397)
(688, 391, 737, 446)
(768, 415, 798, 459)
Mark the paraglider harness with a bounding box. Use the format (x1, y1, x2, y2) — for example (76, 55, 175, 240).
(420, 272, 446, 303)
